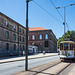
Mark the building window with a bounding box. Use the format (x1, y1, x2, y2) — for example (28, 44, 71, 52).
(19, 28, 21, 33)
(23, 45, 24, 50)
(32, 35, 35, 40)
(23, 37, 24, 42)
(14, 34, 16, 40)
(44, 41, 49, 47)
(39, 35, 42, 40)
(23, 30, 24, 34)
(19, 36, 21, 41)
(13, 25, 16, 30)
(28, 36, 29, 40)
(45, 34, 48, 39)
(6, 31, 9, 39)
(20, 45, 21, 50)
(14, 44, 16, 50)
(6, 43, 9, 50)
(6, 21, 8, 27)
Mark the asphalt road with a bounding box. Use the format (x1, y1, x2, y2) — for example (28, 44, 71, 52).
(0, 55, 59, 75)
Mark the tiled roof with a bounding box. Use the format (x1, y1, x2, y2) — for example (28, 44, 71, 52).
(29, 27, 47, 31)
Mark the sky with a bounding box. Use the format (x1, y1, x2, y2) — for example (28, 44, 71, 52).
(0, 0, 75, 39)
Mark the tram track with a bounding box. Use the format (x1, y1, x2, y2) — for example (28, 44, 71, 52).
(57, 62, 71, 75)
(13, 59, 73, 75)
(36, 60, 72, 75)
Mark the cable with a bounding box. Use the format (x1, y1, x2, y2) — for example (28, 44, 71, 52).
(49, 0, 64, 20)
(33, 0, 62, 24)
(49, 0, 71, 31)
(66, 23, 71, 31)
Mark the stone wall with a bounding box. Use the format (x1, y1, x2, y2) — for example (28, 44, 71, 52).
(0, 12, 26, 57)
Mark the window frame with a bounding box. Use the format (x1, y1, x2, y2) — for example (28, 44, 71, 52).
(32, 35, 35, 40)
(6, 31, 9, 39)
(45, 34, 48, 39)
(39, 34, 42, 40)
(6, 21, 8, 27)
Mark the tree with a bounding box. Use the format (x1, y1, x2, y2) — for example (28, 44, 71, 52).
(57, 30, 75, 48)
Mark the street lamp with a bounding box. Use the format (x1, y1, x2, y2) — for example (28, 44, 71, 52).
(26, 0, 32, 71)
(56, 3, 75, 40)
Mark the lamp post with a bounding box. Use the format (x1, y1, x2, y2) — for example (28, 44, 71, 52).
(56, 3, 75, 40)
(26, 0, 32, 71)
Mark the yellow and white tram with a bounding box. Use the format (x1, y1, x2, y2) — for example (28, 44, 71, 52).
(59, 41, 75, 59)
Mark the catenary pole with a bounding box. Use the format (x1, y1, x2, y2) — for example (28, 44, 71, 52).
(56, 3, 75, 40)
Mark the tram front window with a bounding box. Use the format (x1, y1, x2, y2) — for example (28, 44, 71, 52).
(64, 43, 68, 50)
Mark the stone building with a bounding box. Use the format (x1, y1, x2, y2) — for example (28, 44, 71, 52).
(0, 12, 26, 57)
(28, 27, 57, 53)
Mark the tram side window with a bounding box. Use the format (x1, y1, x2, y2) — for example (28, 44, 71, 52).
(64, 43, 68, 50)
(70, 43, 73, 50)
(74, 44, 75, 48)
(60, 43, 63, 50)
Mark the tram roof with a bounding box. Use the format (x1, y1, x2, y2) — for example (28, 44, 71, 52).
(60, 41, 75, 43)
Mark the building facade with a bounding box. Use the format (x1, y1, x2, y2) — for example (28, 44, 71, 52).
(28, 27, 57, 53)
(0, 12, 26, 57)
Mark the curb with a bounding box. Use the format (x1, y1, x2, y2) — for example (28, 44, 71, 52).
(0, 54, 58, 64)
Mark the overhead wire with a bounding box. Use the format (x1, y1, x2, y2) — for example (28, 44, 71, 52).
(49, 0, 71, 31)
(33, 0, 63, 24)
(49, 0, 64, 20)
(32, 0, 64, 38)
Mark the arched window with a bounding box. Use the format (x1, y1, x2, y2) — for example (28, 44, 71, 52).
(23, 37, 24, 42)
(6, 21, 8, 27)
(6, 43, 9, 50)
(13, 25, 16, 30)
(14, 44, 16, 50)
(32, 35, 35, 40)
(6, 31, 9, 39)
(45, 34, 48, 39)
(19, 36, 21, 41)
(14, 34, 16, 40)
(39, 35, 42, 40)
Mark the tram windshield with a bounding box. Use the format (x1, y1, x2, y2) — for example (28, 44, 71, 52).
(64, 43, 68, 50)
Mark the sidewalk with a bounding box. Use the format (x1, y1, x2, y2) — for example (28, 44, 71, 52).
(0, 53, 58, 64)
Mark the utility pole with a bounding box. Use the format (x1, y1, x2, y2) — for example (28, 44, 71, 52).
(25, 0, 28, 71)
(25, 0, 32, 71)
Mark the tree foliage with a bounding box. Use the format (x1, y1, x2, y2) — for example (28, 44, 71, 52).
(57, 30, 75, 48)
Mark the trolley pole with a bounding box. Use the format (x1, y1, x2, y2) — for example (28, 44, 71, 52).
(25, 0, 28, 71)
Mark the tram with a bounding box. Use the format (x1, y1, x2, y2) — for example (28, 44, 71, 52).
(59, 40, 75, 59)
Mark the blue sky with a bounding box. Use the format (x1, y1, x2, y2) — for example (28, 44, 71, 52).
(0, 0, 75, 39)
